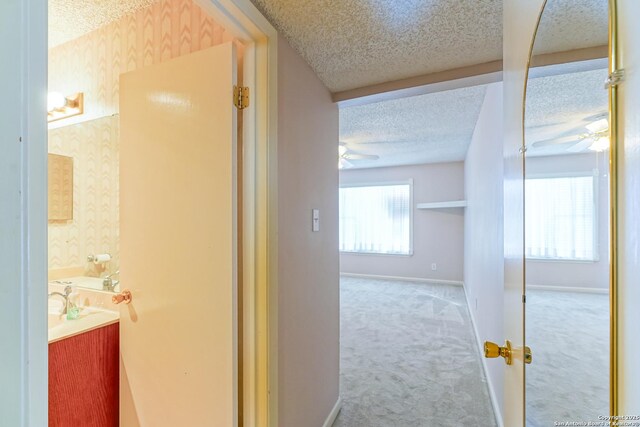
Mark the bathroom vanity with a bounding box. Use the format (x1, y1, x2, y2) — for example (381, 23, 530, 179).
(48, 285, 119, 427)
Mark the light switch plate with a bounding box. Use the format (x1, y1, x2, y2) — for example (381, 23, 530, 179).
(312, 209, 320, 232)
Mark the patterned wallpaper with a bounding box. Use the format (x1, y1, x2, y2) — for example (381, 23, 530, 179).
(49, 0, 237, 126)
(48, 0, 238, 274)
(48, 116, 120, 273)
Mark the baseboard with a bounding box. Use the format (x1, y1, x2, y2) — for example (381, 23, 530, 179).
(526, 284, 608, 294)
(340, 272, 463, 287)
(461, 285, 504, 427)
(322, 397, 342, 427)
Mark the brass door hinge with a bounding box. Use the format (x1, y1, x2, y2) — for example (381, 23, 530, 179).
(234, 86, 249, 110)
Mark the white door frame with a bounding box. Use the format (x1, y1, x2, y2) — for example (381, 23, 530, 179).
(0, 0, 48, 425)
(2, 0, 278, 425)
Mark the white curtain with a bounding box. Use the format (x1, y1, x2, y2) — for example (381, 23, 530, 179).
(525, 175, 595, 261)
(339, 184, 411, 255)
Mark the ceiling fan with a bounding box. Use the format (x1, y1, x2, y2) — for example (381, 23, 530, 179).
(530, 118, 610, 153)
(339, 142, 380, 169)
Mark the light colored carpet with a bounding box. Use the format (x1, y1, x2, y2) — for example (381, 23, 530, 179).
(333, 276, 497, 427)
(526, 289, 609, 426)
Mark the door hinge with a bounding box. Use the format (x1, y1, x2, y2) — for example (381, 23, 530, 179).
(233, 86, 249, 110)
(522, 295, 526, 304)
(605, 69, 625, 89)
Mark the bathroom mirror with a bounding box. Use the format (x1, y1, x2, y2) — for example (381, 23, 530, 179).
(524, 0, 610, 425)
(48, 153, 73, 221)
(48, 115, 120, 292)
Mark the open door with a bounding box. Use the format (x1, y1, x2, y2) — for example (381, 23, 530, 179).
(486, 1, 546, 425)
(118, 43, 237, 426)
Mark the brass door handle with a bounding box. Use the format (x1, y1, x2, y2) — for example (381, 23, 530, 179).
(112, 289, 132, 304)
(484, 341, 533, 365)
(524, 346, 532, 364)
(484, 340, 513, 365)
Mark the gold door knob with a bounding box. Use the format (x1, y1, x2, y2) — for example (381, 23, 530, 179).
(484, 340, 513, 365)
(524, 346, 532, 364)
(112, 290, 132, 304)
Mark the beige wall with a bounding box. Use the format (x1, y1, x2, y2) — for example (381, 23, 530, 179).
(47, 0, 239, 275)
(277, 37, 340, 427)
(464, 82, 505, 420)
(339, 162, 465, 282)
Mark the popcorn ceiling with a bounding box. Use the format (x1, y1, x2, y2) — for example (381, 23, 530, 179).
(339, 85, 488, 169)
(251, 0, 607, 93)
(49, 0, 157, 47)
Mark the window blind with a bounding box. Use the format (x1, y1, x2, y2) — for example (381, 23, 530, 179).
(339, 184, 411, 255)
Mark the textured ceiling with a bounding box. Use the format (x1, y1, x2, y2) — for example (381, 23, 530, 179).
(339, 85, 488, 169)
(251, 0, 607, 93)
(534, 0, 609, 56)
(340, 65, 608, 169)
(49, 0, 156, 47)
(525, 67, 609, 157)
(251, 0, 503, 92)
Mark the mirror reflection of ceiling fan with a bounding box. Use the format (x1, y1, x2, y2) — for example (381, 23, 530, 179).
(531, 118, 610, 153)
(339, 142, 380, 169)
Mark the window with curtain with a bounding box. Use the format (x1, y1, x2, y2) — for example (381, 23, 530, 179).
(525, 175, 596, 261)
(339, 183, 412, 255)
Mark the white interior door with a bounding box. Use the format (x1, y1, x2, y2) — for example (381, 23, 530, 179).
(119, 43, 237, 426)
(617, 0, 640, 413)
(500, 1, 546, 425)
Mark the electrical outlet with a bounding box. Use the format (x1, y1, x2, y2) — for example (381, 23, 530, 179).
(312, 209, 320, 232)
(431, 263, 437, 271)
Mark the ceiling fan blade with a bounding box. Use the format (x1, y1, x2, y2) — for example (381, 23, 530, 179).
(566, 138, 596, 153)
(531, 135, 582, 148)
(343, 153, 380, 160)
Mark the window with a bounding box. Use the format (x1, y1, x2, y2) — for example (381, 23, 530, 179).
(525, 174, 597, 261)
(339, 183, 412, 255)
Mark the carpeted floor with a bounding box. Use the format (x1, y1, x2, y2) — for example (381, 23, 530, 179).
(333, 276, 497, 427)
(526, 289, 609, 426)
(333, 277, 609, 427)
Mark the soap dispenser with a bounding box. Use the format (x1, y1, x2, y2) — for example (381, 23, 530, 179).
(66, 287, 81, 320)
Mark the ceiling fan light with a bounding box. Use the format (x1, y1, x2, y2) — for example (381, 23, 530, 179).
(586, 118, 609, 133)
(589, 136, 610, 152)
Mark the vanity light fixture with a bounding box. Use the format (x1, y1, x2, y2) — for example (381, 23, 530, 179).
(47, 92, 84, 122)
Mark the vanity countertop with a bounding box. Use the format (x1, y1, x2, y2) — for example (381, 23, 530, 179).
(48, 308, 119, 344)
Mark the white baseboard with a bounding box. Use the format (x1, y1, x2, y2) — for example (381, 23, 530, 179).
(526, 284, 608, 294)
(461, 285, 504, 427)
(340, 272, 463, 287)
(322, 397, 342, 427)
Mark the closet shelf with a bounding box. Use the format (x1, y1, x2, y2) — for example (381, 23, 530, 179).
(416, 200, 467, 209)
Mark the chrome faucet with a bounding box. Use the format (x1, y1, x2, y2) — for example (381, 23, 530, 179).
(103, 270, 120, 292)
(48, 285, 72, 315)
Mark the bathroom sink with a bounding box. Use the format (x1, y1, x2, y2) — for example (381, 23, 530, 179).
(48, 312, 66, 329)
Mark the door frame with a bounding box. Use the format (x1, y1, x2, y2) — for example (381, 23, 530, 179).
(2, 0, 278, 425)
(194, 1, 278, 424)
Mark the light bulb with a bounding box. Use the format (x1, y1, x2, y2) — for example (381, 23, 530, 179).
(47, 92, 66, 112)
(589, 136, 610, 152)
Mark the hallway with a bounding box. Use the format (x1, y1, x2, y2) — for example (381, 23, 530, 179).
(334, 276, 497, 427)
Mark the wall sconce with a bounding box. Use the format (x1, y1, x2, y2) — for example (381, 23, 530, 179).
(47, 92, 84, 122)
